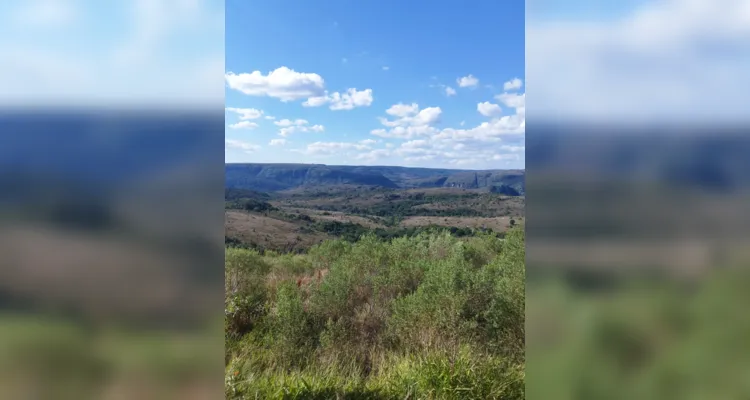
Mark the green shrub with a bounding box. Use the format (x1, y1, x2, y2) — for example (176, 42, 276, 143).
(225, 227, 526, 398)
(267, 282, 317, 368)
(225, 248, 271, 340)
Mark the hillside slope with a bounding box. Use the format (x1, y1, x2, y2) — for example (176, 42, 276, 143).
(226, 163, 525, 194)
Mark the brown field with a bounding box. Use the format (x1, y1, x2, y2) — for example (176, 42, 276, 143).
(283, 207, 385, 228)
(226, 186, 525, 252)
(275, 195, 383, 209)
(225, 211, 330, 251)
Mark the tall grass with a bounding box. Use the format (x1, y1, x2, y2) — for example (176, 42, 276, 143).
(225, 228, 525, 399)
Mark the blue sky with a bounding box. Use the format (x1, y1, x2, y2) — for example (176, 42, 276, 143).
(225, 0, 525, 169)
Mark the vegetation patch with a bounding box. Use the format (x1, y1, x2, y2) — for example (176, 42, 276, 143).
(225, 228, 525, 399)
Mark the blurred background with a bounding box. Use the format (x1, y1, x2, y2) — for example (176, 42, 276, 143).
(526, 0, 750, 398)
(5, 0, 750, 399)
(0, 1, 225, 399)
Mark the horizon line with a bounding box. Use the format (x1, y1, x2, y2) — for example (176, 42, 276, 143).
(225, 162, 525, 171)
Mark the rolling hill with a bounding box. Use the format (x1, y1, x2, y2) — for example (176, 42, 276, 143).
(225, 163, 525, 195)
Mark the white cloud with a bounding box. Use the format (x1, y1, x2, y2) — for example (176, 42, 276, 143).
(269, 139, 288, 146)
(477, 101, 503, 117)
(273, 118, 324, 136)
(492, 153, 520, 161)
(457, 74, 479, 88)
(366, 91, 525, 167)
(356, 149, 391, 162)
(303, 96, 329, 107)
(382, 66, 390, 71)
(391, 127, 525, 166)
(527, 0, 750, 121)
(500, 145, 525, 153)
(503, 78, 523, 91)
(225, 139, 260, 153)
(386, 103, 419, 117)
(374, 103, 443, 139)
(303, 88, 374, 110)
(495, 92, 525, 109)
(434, 113, 524, 142)
(301, 140, 375, 155)
(445, 86, 457, 96)
(228, 121, 259, 129)
(401, 139, 430, 149)
(264, 115, 276, 120)
(225, 66, 325, 101)
(274, 118, 308, 127)
(226, 107, 263, 120)
(329, 89, 374, 110)
(414, 108, 442, 125)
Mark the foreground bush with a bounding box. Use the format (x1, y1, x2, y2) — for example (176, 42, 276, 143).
(225, 228, 525, 399)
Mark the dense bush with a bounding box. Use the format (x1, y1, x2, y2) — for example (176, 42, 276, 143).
(225, 227, 525, 399)
(312, 220, 491, 245)
(226, 198, 277, 212)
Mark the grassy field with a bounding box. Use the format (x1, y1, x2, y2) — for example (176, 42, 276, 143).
(224, 228, 525, 399)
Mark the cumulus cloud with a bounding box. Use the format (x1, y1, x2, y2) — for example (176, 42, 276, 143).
(269, 139, 288, 146)
(392, 128, 525, 166)
(477, 101, 503, 117)
(365, 84, 525, 167)
(372, 103, 443, 139)
(495, 92, 525, 109)
(228, 121, 259, 129)
(300, 140, 376, 155)
(290, 106, 524, 166)
(274, 118, 324, 136)
(303, 96, 329, 107)
(226, 107, 263, 120)
(445, 86, 457, 96)
(527, 0, 750, 122)
(457, 74, 479, 88)
(225, 139, 260, 153)
(385, 103, 420, 117)
(303, 88, 374, 110)
(503, 78, 523, 91)
(225, 66, 325, 101)
(356, 149, 391, 162)
(274, 119, 308, 127)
